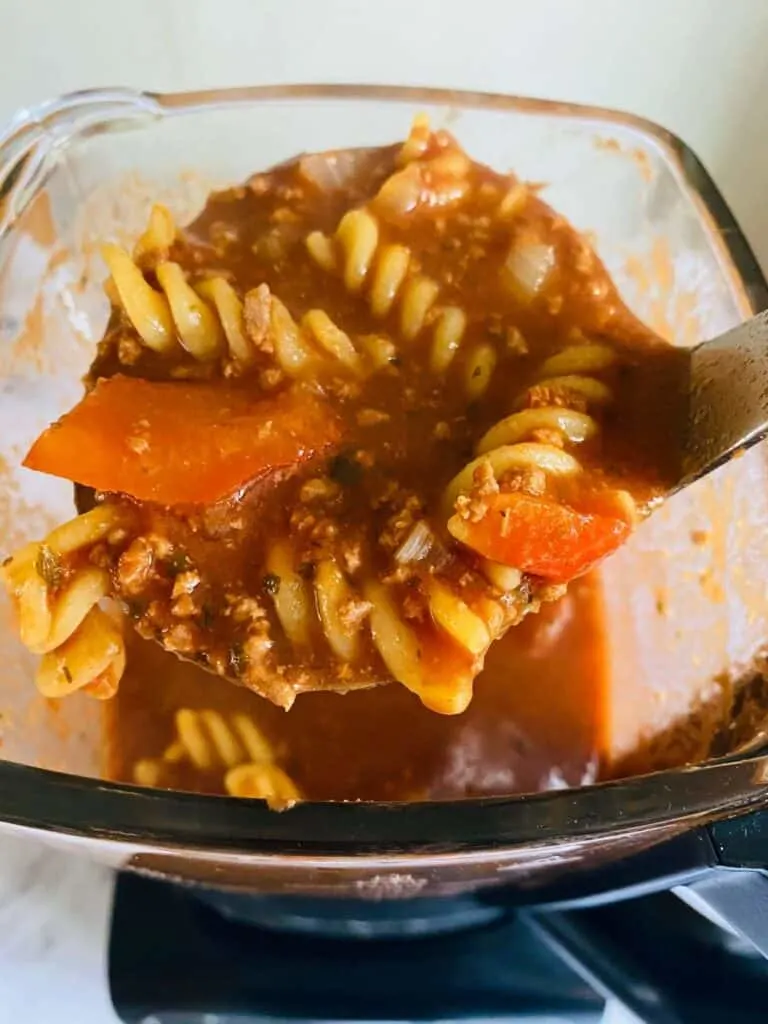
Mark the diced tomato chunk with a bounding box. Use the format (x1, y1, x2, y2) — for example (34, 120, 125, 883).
(24, 376, 341, 506)
(448, 491, 632, 583)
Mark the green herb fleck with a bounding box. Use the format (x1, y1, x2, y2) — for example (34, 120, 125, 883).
(329, 451, 364, 487)
(125, 599, 147, 619)
(35, 545, 65, 589)
(228, 642, 247, 676)
(166, 550, 191, 576)
(62, 665, 73, 684)
(262, 573, 281, 596)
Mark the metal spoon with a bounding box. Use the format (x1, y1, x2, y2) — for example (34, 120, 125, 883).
(679, 309, 768, 494)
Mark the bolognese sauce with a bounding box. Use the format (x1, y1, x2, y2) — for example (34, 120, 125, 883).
(2, 116, 686, 791)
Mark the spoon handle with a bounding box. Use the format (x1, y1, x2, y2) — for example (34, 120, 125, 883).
(680, 308, 768, 492)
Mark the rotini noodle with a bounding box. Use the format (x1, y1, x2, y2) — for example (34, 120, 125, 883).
(195, 277, 256, 368)
(132, 758, 164, 788)
(364, 579, 425, 698)
(359, 333, 397, 369)
(314, 559, 363, 662)
(537, 342, 617, 377)
(266, 542, 367, 663)
(270, 299, 391, 381)
(365, 580, 475, 716)
(155, 261, 225, 361)
(445, 341, 635, 579)
(369, 244, 411, 318)
(306, 209, 462, 349)
(376, 132, 471, 215)
(480, 561, 523, 592)
(106, 207, 390, 380)
(304, 230, 337, 273)
(477, 408, 597, 452)
(133, 202, 176, 262)
(1, 505, 133, 699)
(267, 536, 494, 712)
(224, 762, 302, 809)
(131, 707, 302, 809)
(335, 209, 380, 292)
(525, 375, 612, 406)
(266, 540, 314, 647)
(261, 540, 489, 714)
(426, 579, 492, 656)
(174, 708, 274, 771)
(102, 242, 178, 355)
(269, 295, 317, 377)
(104, 205, 260, 369)
(302, 309, 364, 375)
(444, 444, 580, 516)
(397, 112, 431, 166)
(36, 606, 124, 700)
(399, 275, 441, 341)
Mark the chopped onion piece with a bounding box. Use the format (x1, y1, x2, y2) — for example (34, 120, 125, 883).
(298, 149, 380, 191)
(374, 165, 422, 216)
(395, 520, 434, 564)
(503, 242, 555, 299)
(374, 163, 468, 218)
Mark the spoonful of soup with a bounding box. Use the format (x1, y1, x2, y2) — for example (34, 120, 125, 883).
(2, 116, 732, 717)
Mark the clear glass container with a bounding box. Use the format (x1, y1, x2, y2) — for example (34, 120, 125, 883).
(1, 84, 768, 897)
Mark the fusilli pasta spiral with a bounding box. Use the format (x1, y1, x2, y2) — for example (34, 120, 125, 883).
(397, 112, 432, 166)
(1, 506, 133, 699)
(366, 578, 500, 715)
(104, 246, 258, 370)
(444, 341, 636, 571)
(132, 707, 302, 809)
(105, 213, 392, 382)
(103, 204, 262, 370)
(224, 762, 302, 808)
(306, 209, 469, 359)
(263, 539, 499, 715)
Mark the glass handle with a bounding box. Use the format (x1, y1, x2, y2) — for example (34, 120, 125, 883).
(707, 807, 768, 868)
(671, 812, 768, 959)
(679, 869, 768, 959)
(0, 88, 162, 239)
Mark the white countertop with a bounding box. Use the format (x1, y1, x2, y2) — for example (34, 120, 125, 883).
(0, 833, 115, 1024)
(0, 0, 759, 1018)
(5, 0, 768, 272)
(0, 832, 642, 1024)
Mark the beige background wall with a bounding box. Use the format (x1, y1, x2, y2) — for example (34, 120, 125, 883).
(4, 0, 768, 269)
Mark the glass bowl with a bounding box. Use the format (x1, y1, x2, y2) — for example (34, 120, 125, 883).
(1, 84, 768, 897)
